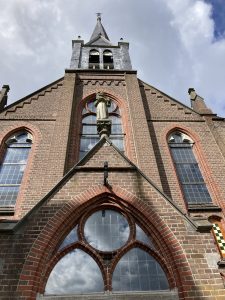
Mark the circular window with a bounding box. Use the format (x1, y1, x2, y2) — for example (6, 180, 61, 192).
(84, 209, 130, 251)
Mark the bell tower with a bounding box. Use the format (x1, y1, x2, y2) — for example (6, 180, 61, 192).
(69, 14, 132, 70)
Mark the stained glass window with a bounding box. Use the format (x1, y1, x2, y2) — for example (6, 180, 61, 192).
(84, 210, 130, 251)
(45, 206, 170, 295)
(45, 249, 104, 294)
(58, 225, 78, 251)
(169, 132, 212, 205)
(0, 132, 32, 207)
(112, 248, 169, 291)
(79, 98, 124, 159)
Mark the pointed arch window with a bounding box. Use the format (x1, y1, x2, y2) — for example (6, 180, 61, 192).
(168, 131, 212, 205)
(0, 131, 32, 209)
(89, 49, 100, 69)
(79, 98, 124, 159)
(103, 50, 114, 69)
(44, 206, 170, 295)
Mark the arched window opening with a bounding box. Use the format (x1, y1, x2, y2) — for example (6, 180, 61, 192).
(103, 50, 114, 69)
(79, 98, 124, 159)
(89, 49, 100, 69)
(112, 248, 169, 291)
(45, 249, 104, 295)
(168, 131, 212, 206)
(0, 131, 32, 210)
(44, 206, 170, 295)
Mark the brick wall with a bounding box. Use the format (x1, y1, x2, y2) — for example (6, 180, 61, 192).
(0, 69, 225, 299)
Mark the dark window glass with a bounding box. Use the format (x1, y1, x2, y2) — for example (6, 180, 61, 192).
(45, 249, 104, 295)
(182, 184, 212, 203)
(84, 210, 130, 251)
(112, 248, 169, 291)
(169, 133, 212, 204)
(0, 132, 32, 207)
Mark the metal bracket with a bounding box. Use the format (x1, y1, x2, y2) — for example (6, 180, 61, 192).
(104, 161, 108, 186)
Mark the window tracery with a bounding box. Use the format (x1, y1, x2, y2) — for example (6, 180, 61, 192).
(0, 131, 32, 208)
(79, 98, 124, 159)
(45, 206, 169, 295)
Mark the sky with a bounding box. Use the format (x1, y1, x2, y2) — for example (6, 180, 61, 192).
(0, 0, 225, 116)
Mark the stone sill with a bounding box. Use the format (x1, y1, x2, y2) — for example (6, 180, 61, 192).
(0, 206, 15, 216)
(218, 260, 225, 268)
(188, 203, 221, 212)
(0, 220, 18, 232)
(37, 290, 179, 300)
(65, 69, 137, 74)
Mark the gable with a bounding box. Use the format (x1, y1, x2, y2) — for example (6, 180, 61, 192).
(79, 139, 131, 168)
(7, 137, 204, 234)
(85, 36, 113, 46)
(0, 78, 64, 119)
(139, 80, 202, 121)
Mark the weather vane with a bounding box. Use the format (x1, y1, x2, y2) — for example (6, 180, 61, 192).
(96, 12, 102, 20)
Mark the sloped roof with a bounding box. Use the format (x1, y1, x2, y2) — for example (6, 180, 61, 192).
(87, 15, 111, 46)
(2, 136, 205, 233)
(85, 35, 113, 46)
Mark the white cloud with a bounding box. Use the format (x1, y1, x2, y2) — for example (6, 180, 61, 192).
(45, 249, 104, 294)
(0, 0, 225, 115)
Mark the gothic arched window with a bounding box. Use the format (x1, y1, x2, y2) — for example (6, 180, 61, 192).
(89, 49, 100, 69)
(0, 131, 32, 209)
(44, 207, 169, 295)
(168, 131, 212, 206)
(103, 50, 114, 69)
(79, 98, 124, 159)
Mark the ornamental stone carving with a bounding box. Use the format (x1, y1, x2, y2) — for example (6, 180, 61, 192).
(95, 92, 111, 138)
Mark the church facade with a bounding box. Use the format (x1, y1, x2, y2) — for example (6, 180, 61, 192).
(1, 15, 225, 300)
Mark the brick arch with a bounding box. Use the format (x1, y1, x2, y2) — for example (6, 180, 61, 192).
(109, 241, 174, 290)
(0, 123, 42, 220)
(0, 122, 42, 145)
(161, 123, 222, 209)
(76, 91, 133, 161)
(17, 185, 194, 299)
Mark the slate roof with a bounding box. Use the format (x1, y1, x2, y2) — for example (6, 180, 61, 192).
(88, 15, 111, 45)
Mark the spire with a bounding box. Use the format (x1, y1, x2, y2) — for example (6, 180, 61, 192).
(89, 13, 110, 42)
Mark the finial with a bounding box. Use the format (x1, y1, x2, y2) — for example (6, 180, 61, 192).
(0, 84, 10, 111)
(120, 38, 123, 41)
(188, 88, 197, 100)
(96, 13, 102, 21)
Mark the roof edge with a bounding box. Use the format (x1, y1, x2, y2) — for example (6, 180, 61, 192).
(10, 136, 201, 233)
(1, 77, 64, 113)
(138, 79, 202, 116)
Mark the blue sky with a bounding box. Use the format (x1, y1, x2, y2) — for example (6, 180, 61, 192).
(0, 0, 225, 116)
(206, 0, 225, 38)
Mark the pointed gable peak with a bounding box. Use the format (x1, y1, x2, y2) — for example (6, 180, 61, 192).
(89, 13, 110, 43)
